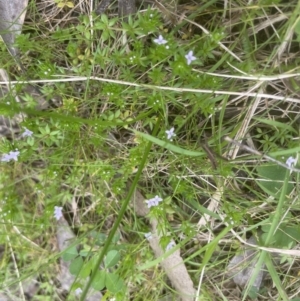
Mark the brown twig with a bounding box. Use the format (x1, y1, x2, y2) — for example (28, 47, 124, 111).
(224, 136, 300, 173)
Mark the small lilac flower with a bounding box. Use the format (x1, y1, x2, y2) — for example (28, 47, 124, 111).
(165, 127, 176, 141)
(21, 127, 33, 138)
(1, 153, 12, 162)
(286, 156, 297, 168)
(9, 150, 20, 161)
(185, 50, 196, 65)
(151, 195, 162, 205)
(146, 199, 155, 208)
(154, 35, 167, 45)
(146, 195, 163, 208)
(166, 240, 176, 251)
(75, 288, 82, 295)
(54, 206, 63, 220)
(1, 150, 20, 162)
(144, 232, 152, 241)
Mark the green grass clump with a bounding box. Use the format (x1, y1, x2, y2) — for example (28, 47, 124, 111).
(0, 1, 300, 300)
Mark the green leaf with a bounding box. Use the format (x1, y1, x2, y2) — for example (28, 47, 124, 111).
(111, 232, 120, 244)
(262, 224, 300, 248)
(284, 225, 300, 241)
(89, 231, 107, 246)
(101, 14, 109, 24)
(91, 270, 106, 291)
(247, 286, 259, 299)
(62, 246, 78, 261)
(256, 164, 294, 198)
(253, 117, 297, 134)
(79, 248, 90, 257)
(79, 258, 94, 278)
(264, 254, 288, 300)
(105, 273, 124, 293)
(69, 256, 84, 275)
(108, 17, 118, 27)
(132, 130, 204, 157)
(269, 146, 300, 157)
(295, 19, 300, 35)
(104, 250, 120, 268)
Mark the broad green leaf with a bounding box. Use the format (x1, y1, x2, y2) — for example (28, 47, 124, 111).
(91, 270, 106, 291)
(132, 130, 204, 157)
(89, 231, 107, 246)
(256, 164, 294, 198)
(62, 245, 78, 261)
(105, 273, 124, 293)
(79, 258, 94, 278)
(284, 225, 300, 241)
(79, 248, 90, 257)
(104, 250, 120, 268)
(111, 232, 120, 244)
(69, 256, 84, 276)
(261, 224, 300, 248)
(101, 14, 109, 24)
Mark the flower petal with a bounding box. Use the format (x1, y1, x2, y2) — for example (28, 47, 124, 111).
(54, 206, 63, 220)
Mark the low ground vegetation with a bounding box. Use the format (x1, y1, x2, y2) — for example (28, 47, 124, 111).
(0, 0, 300, 300)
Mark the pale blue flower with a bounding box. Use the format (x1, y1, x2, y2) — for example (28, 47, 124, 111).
(286, 156, 297, 168)
(9, 151, 20, 161)
(154, 35, 167, 45)
(144, 232, 152, 240)
(54, 206, 63, 220)
(166, 240, 176, 251)
(21, 127, 33, 138)
(151, 195, 162, 205)
(75, 288, 82, 295)
(145, 195, 163, 208)
(1, 153, 12, 162)
(185, 50, 196, 65)
(165, 127, 176, 141)
(1, 150, 20, 162)
(146, 199, 155, 208)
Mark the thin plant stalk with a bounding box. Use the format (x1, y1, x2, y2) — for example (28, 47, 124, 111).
(79, 117, 161, 301)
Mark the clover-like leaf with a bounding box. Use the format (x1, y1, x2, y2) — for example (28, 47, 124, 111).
(69, 256, 84, 276)
(105, 273, 124, 293)
(104, 250, 120, 268)
(91, 270, 106, 291)
(62, 245, 78, 261)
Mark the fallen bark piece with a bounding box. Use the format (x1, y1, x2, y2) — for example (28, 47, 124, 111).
(56, 217, 77, 292)
(0, 69, 26, 139)
(127, 182, 150, 217)
(94, 0, 136, 17)
(0, 0, 28, 57)
(118, 0, 136, 18)
(56, 217, 103, 300)
(131, 186, 196, 300)
(149, 232, 196, 301)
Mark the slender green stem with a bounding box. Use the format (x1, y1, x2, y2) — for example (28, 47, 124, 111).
(79, 117, 161, 301)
